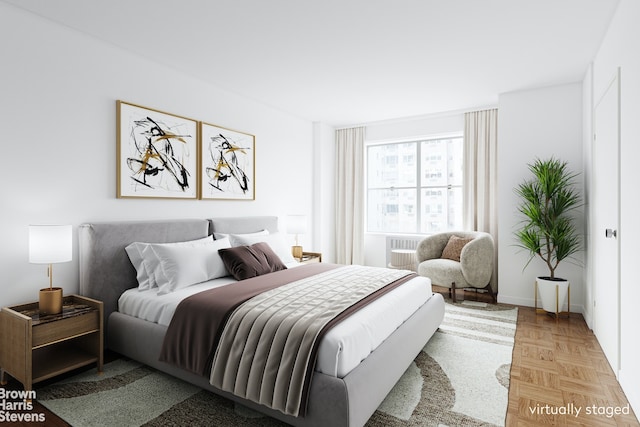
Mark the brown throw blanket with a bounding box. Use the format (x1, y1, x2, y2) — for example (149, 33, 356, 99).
(160, 264, 416, 417)
(159, 263, 338, 376)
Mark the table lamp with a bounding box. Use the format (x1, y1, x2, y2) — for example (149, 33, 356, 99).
(287, 215, 307, 260)
(29, 225, 72, 315)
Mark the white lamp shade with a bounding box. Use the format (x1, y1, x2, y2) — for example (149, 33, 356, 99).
(29, 225, 72, 264)
(286, 215, 307, 235)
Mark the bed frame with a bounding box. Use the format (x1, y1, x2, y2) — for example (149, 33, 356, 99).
(78, 217, 445, 427)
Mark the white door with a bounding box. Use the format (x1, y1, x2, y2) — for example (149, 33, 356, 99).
(593, 69, 621, 376)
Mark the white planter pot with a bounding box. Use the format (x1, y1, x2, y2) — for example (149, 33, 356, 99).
(536, 277, 570, 313)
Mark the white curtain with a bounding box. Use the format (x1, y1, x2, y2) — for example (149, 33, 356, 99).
(335, 127, 365, 265)
(463, 109, 499, 291)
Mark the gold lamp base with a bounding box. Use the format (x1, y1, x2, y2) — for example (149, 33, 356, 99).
(39, 287, 63, 315)
(292, 245, 303, 260)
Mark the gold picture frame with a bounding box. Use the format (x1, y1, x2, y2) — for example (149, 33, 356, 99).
(199, 121, 255, 200)
(117, 100, 199, 199)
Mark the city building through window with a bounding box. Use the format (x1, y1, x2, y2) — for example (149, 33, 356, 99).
(366, 136, 463, 234)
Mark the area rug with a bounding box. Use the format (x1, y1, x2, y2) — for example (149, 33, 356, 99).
(37, 300, 517, 427)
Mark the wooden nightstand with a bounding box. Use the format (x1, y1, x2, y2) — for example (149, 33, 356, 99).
(0, 295, 103, 391)
(299, 251, 322, 264)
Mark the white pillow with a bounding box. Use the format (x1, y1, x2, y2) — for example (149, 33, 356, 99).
(125, 242, 154, 291)
(229, 232, 296, 264)
(126, 236, 218, 292)
(145, 237, 232, 295)
(213, 229, 269, 240)
(127, 236, 214, 291)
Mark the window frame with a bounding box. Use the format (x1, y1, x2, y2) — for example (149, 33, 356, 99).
(365, 133, 464, 235)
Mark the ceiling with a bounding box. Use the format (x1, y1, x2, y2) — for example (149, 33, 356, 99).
(4, 0, 619, 126)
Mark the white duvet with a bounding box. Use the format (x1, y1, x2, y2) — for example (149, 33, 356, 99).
(118, 266, 433, 378)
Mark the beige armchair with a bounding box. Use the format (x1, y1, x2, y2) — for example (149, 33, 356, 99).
(416, 231, 495, 303)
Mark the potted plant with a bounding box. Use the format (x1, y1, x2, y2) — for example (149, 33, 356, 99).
(514, 157, 582, 313)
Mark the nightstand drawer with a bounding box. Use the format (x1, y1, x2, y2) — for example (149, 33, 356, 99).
(32, 311, 99, 348)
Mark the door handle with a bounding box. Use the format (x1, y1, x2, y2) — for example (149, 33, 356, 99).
(605, 229, 617, 238)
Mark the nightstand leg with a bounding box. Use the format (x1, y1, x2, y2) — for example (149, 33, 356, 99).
(0, 368, 7, 385)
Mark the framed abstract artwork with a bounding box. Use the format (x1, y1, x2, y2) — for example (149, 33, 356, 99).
(200, 121, 255, 200)
(117, 101, 199, 199)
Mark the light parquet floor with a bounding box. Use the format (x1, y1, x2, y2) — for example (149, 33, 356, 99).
(434, 286, 639, 426)
(508, 306, 639, 426)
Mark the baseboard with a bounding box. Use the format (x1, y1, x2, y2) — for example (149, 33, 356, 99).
(582, 309, 593, 329)
(497, 295, 531, 306)
(571, 303, 585, 317)
(497, 295, 584, 315)
(619, 370, 640, 418)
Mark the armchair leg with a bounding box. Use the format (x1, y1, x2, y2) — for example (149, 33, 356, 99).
(451, 282, 457, 303)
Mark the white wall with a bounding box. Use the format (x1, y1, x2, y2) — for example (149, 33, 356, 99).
(362, 112, 465, 267)
(0, 4, 314, 307)
(582, 64, 594, 328)
(364, 113, 466, 144)
(590, 0, 640, 414)
(312, 122, 336, 263)
(497, 83, 584, 311)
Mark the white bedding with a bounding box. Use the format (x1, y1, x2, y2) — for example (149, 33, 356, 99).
(118, 267, 433, 378)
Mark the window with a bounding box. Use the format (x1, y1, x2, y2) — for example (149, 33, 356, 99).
(366, 136, 463, 234)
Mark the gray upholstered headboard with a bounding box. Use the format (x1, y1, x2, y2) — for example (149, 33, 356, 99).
(78, 216, 279, 328)
(208, 216, 279, 235)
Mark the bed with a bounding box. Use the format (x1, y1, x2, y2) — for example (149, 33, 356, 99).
(78, 216, 445, 427)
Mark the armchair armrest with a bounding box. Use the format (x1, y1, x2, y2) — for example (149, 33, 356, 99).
(459, 233, 494, 286)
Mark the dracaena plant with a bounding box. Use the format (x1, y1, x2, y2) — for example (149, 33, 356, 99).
(514, 157, 582, 279)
